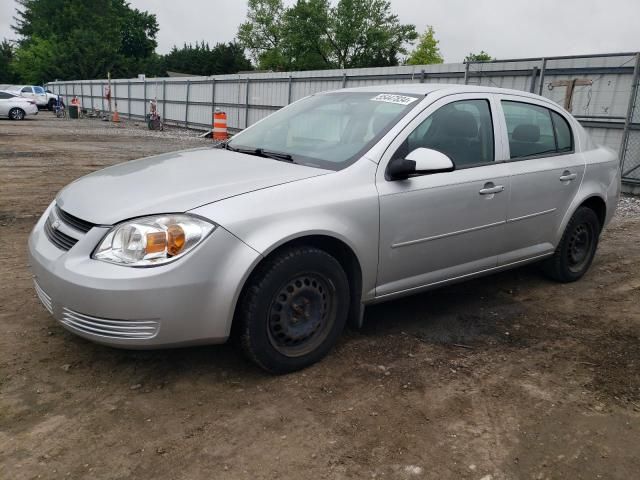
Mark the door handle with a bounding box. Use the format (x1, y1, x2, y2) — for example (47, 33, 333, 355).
(479, 184, 505, 195)
(559, 171, 577, 182)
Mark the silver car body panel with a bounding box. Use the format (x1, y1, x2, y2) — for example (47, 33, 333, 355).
(56, 147, 330, 225)
(29, 203, 261, 347)
(28, 84, 620, 347)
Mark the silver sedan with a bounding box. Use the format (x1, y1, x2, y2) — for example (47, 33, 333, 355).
(29, 84, 620, 373)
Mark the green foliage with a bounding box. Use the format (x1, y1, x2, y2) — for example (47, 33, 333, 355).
(465, 51, 493, 62)
(11, 0, 159, 83)
(238, 0, 286, 69)
(406, 26, 443, 65)
(237, 0, 417, 71)
(0, 40, 19, 83)
(161, 42, 252, 76)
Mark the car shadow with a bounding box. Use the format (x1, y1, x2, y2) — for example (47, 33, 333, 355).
(358, 263, 545, 346)
(57, 264, 546, 379)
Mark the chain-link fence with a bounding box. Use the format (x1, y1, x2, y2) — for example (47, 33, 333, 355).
(620, 55, 640, 184)
(46, 51, 640, 186)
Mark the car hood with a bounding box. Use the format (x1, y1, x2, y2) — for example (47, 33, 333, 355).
(56, 147, 330, 225)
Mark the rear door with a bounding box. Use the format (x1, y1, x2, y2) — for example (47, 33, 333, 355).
(20, 86, 35, 101)
(496, 95, 585, 265)
(33, 86, 47, 105)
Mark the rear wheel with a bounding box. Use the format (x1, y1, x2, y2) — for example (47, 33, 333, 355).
(236, 246, 349, 374)
(542, 206, 601, 282)
(9, 108, 25, 120)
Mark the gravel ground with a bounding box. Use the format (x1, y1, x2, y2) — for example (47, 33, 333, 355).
(1, 112, 640, 480)
(617, 194, 640, 218)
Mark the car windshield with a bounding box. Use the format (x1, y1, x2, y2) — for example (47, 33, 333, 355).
(227, 92, 421, 170)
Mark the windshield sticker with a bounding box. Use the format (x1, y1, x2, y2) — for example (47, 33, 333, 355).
(370, 94, 418, 105)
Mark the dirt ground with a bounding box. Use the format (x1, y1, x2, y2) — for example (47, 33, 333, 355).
(1, 112, 639, 480)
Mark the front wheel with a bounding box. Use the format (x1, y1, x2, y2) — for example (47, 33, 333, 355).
(236, 246, 350, 373)
(9, 108, 25, 120)
(542, 206, 601, 282)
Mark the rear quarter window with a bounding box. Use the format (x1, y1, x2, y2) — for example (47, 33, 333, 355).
(551, 111, 573, 152)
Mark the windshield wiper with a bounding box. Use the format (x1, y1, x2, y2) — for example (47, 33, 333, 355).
(254, 148, 295, 163)
(225, 144, 295, 163)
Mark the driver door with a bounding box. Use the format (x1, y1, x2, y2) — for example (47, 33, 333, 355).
(375, 93, 511, 298)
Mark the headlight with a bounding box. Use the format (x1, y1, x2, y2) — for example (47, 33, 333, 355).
(92, 214, 215, 267)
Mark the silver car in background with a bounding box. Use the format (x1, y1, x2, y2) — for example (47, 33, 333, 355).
(28, 84, 619, 373)
(0, 90, 39, 120)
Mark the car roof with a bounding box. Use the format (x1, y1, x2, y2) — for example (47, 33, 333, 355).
(338, 83, 547, 102)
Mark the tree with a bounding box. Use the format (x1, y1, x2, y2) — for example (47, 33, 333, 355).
(465, 51, 493, 62)
(406, 26, 443, 65)
(161, 42, 252, 76)
(11, 0, 159, 83)
(281, 0, 331, 71)
(237, 0, 417, 71)
(0, 39, 18, 83)
(237, 0, 286, 69)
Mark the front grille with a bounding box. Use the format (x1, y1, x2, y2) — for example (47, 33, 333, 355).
(61, 308, 159, 340)
(44, 216, 78, 250)
(43, 205, 96, 251)
(55, 205, 95, 233)
(34, 280, 53, 314)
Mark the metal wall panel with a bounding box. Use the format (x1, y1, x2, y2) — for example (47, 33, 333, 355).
(45, 51, 640, 184)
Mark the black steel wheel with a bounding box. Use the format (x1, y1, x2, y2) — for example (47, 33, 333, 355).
(9, 108, 25, 120)
(236, 246, 349, 373)
(542, 206, 601, 282)
(267, 273, 336, 357)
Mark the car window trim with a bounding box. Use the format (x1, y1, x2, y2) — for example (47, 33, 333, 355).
(500, 99, 576, 162)
(549, 109, 574, 153)
(387, 96, 497, 175)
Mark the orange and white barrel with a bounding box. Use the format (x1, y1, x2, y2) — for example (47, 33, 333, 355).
(213, 110, 228, 140)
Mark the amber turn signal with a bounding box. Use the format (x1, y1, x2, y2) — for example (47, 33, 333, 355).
(145, 232, 167, 254)
(167, 224, 186, 256)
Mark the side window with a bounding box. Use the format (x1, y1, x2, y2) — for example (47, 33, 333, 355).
(394, 99, 494, 168)
(502, 101, 563, 158)
(34, 86, 45, 94)
(551, 111, 573, 153)
(21, 87, 33, 93)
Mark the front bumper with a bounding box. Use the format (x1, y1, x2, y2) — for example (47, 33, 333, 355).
(28, 205, 261, 348)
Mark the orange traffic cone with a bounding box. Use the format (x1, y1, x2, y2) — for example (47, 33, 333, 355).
(112, 110, 120, 123)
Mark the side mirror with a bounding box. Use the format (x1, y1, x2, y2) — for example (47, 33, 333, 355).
(387, 148, 455, 180)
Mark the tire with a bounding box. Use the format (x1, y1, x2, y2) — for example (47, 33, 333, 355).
(9, 108, 25, 120)
(48, 99, 56, 111)
(236, 246, 350, 374)
(542, 206, 601, 283)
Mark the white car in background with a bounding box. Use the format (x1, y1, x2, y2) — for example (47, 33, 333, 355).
(5, 85, 48, 109)
(0, 90, 39, 120)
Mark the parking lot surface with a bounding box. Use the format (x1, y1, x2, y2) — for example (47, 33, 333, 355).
(1, 113, 639, 479)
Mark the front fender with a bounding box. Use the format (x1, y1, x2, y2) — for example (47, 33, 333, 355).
(190, 159, 380, 302)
